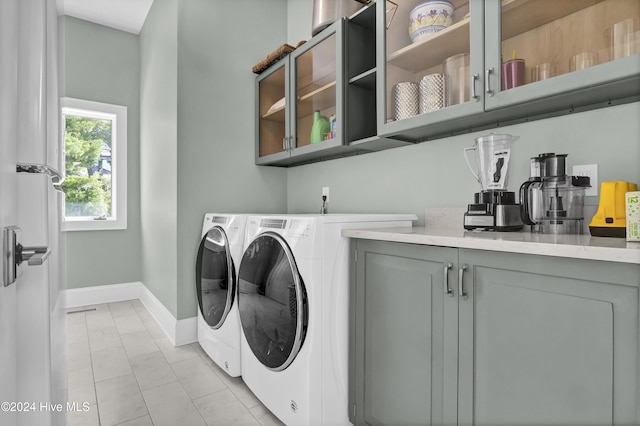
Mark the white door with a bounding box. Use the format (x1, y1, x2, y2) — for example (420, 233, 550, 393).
(1, 0, 65, 425)
(0, 0, 20, 424)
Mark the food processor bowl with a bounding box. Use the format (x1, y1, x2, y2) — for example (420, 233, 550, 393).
(541, 180, 588, 234)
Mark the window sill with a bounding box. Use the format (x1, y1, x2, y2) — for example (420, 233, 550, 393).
(62, 218, 127, 232)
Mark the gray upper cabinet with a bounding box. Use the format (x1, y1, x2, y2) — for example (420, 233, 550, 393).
(376, 0, 640, 143)
(256, 18, 356, 167)
(349, 239, 640, 426)
(256, 0, 640, 164)
(255, 3, 421, 165)
(482, 0, 640, 114)
(256, 19, 346, 166)
(377, 0, 486, 143)
(256, 59, 291, 165)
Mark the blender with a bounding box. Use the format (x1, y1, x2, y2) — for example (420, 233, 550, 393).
(463, 134, 524, 231)
(519, 153, 590, 234)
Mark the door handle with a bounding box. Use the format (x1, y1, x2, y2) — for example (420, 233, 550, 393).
(17, 163, 64, 185)
(20, 246, 50, 266)
(471, 74, 479, 101)
(485, 68, 494, 96)
(444, 263, 453, 297)
(3, 226, 50, 287)
(459, 264, 468, 300)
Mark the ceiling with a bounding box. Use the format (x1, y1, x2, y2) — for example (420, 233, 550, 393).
(59, 0, 154, 34)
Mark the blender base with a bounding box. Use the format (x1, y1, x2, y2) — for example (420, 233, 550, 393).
(464, 191, 523, 231)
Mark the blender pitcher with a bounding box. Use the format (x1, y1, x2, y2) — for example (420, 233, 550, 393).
(464, 134, 519, 191)
(463, 134, 523, 231)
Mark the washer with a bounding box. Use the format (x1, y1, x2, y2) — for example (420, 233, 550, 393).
(195, 213, 247, 377)
(237, 214, 416, 425)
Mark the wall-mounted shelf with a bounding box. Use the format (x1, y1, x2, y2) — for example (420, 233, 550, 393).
(297, 81, 337, 117)
(262, 80, 338, 120)
(349, 68, 376, 89)
(502, 0, 605, 40)
(262, 102, 286, 121)
(388, 18, 470, 72)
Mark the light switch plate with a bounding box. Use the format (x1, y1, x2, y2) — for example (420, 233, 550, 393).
(573, 164, 598, 196)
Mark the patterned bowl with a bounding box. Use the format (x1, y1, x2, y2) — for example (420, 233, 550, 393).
(409, 0, 454, 43)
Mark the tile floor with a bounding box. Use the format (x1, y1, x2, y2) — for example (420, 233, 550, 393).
(66, 300, 284, 426)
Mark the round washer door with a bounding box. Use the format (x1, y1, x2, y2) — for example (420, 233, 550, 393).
(238, 232, 308, 371)
(195, 226, 235, 329)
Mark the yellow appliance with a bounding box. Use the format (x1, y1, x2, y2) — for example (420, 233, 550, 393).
(589, 181, 638, 237)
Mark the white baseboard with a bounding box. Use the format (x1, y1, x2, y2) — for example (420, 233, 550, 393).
(137, 285, 197, 346)
(175, 316, 198, 346)
(63, 282, 143, 308)
(61, 282, 197, 347)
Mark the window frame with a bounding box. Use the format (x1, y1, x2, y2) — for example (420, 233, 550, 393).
(60, 97, 127, 232)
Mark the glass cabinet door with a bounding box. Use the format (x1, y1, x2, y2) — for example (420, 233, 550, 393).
(291, 23, 342, 154)
(485, 0, 640, 110)
(256, 60, 290, 165)
(378, 0, 485, 141)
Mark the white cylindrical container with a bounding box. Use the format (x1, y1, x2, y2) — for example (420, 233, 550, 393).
(444, 53, 470, 106)
(393, 82, 419, 121)
(419, 73, 446, 114)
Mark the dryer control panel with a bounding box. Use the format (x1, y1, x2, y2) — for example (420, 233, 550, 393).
(245, 216, 318, 257)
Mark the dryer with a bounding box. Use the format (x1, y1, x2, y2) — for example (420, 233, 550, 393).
(195, 213, 247, 377)
(237, 214, 416, 425)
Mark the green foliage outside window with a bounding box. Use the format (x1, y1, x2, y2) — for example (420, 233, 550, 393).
(61, 116, 113, 217)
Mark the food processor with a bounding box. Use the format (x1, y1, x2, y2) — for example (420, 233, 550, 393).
(463, 134, 524, 231)
(519, 153, 590, 234)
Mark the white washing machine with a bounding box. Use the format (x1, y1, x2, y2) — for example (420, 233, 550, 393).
(237, 214, 416, 425)
(195, 213, 247, 377)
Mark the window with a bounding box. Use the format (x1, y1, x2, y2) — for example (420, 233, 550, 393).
(60, 98, 127, 231)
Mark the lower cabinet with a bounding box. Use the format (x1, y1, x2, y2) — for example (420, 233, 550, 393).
(349, 242, 457, 425)
(349, 239, 640, 426)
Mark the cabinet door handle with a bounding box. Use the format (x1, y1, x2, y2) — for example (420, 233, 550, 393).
(282, 137, 287, 151)
(485, 68, 494, 96)
(444, 263, 453, 296)
(459, 264, 468, 300)
(471, 74, 479, 100)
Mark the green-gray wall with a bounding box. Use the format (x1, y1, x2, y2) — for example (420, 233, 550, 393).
(286, 102, 640, 221)
(175, 0, 288, 319)
(63, 16, 142, 289)
(139, 0, 288, 319)
(288, 0, 313, 44)
(139, 0, 179, 315)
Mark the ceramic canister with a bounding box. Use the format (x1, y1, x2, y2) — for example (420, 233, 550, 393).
(409, 0, 455, 43)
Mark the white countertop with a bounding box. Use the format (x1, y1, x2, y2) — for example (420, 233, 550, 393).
(342, 226, 640, 264)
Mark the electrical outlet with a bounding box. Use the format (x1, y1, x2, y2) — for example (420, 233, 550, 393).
(572, 164, 598, 196)
(322, 186, 330, 202)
